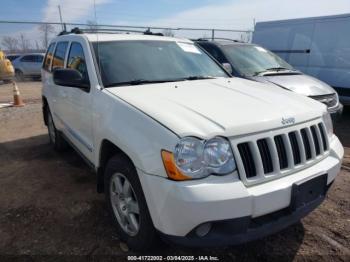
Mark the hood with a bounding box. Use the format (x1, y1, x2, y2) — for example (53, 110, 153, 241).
(251, 73, 335, 96)
(107, 78, 326, 138)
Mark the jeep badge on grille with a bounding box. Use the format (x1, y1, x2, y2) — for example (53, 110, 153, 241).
(282, 117, 295, 125)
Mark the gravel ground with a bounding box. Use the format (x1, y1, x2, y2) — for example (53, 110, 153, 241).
(0, 82, 349, 261)
(0, 80, 42, 105)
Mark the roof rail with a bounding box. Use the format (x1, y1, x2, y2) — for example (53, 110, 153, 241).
(195, 37, 243, 42)
(143, 28, 164, 36)
(57, 27, 164, 36)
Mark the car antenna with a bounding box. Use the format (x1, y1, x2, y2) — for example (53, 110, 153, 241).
(93, 0, 103, 90)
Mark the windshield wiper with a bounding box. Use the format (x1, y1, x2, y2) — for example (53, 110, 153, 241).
(104, 76, 217, 87)
(253, 67, 295, 76)
(104, 78, 185, 87)
(184, 75, 216, 80)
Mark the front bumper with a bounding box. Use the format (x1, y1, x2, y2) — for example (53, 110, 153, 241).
(160, 181, 332, 247)
(138, 135, 343, 246)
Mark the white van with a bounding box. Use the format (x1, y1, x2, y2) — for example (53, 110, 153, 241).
(253, 13, 350, 105)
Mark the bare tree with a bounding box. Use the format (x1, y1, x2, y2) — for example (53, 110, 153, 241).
(19, 33, 31, 52)
(162, 29, 174, 37)
(1, 36, 19, 53)
(35, 40, 40, 51)
(38, 24, 55, 49)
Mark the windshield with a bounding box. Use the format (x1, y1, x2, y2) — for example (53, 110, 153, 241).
(223, 45, 294, 77)
(93, 40, 228, 87)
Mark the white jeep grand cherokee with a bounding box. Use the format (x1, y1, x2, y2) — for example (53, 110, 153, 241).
(42, 30, 344, 250)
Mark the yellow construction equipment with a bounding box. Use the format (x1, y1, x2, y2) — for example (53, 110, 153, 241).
(0, 50, 15, 82)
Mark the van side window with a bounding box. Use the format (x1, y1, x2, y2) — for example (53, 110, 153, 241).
(43, 43, 56, 71)
(52, 42, 68, 70)
(20, 55, 36, 62)
(67, 42, 89, 82)
(36, 55, 44, 63)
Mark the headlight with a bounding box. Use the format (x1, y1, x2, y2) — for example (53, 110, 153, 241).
(203, 137, 236, 174)
(322, 111, 333, 137)
(165, 136, 236, 180)
(174, 137, 204, 177)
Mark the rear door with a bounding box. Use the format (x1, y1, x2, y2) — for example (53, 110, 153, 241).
(19, 55, 36, 75)
(32, 55, 44, 75)
(49, 41, 69, 131)
(42, 42, 57, 116)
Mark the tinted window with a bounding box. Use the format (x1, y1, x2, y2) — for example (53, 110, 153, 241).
(7, 55, 20, 61)
(199, 43, 227, 63)
(67, 42, 89, 82)
(93, 41, 227, 87)
(43, 43, 55, 71)
(35, 55, 44, 63)
(52, 42, 68, 70)
(20, 55, 36, 62)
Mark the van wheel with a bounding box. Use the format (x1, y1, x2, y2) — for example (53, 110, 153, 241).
(105, 155, 157, 251)
(15, 70, 24, 81)
(46, 108, 68, 151)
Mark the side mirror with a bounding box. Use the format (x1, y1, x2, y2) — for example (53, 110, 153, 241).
(222, 63, 233, 74)
(53, 68, 90, 89)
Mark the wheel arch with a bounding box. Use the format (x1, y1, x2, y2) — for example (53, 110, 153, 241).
(97, 139, 136, 193)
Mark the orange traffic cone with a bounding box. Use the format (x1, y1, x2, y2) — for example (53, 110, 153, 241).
(12, 81, 25, 107)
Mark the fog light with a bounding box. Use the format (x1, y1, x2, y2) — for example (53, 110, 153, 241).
(195, 222, 212, 237)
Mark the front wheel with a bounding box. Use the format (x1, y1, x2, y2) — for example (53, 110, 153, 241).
(15, 70, 24, 81)
(105, 155, 157, 251)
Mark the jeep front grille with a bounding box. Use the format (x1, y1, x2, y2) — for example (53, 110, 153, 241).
(231, 121, 329, 186)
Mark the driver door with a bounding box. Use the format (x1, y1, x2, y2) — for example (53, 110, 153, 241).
(58, 41, 94, 161)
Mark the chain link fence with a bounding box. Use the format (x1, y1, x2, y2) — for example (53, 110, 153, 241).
(0, 20, 254, 54)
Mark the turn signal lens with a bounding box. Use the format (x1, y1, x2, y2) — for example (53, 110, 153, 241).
(161, 150, 191, 181)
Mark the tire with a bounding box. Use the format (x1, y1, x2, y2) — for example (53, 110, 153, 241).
(104, 154, 157, 251)
(15, 70, 24, 81)
(46, 108, 68, 151)
(3, 79, 12, 84)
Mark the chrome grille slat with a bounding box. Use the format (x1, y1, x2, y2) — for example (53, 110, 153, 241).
(301, 129, 312, 160)
(288, 132, 301, 165)
(314, 125, 324, 154)
(310, 125, 321, 155)
(250, 142, 264, 177)
(281, 134, 294, 169)
(305, 127, 316, 159)
(232, 121, 329, 186)
(266, 137, 280, 173)
(257, 139, 274, 174)
(237, 143, 256, 178)
(318, 123, 329, 151)
(274, 135, 288, 170)
(295, 130, 307, 163)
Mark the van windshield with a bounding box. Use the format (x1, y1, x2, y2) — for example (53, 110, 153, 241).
(93, 40, 228, 87)
(223, 45, 295, 77)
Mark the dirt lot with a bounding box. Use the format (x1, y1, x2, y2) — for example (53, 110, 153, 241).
(0, 81, 349, 261)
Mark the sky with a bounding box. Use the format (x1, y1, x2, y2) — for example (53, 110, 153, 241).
(1, 0, 350, 49)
